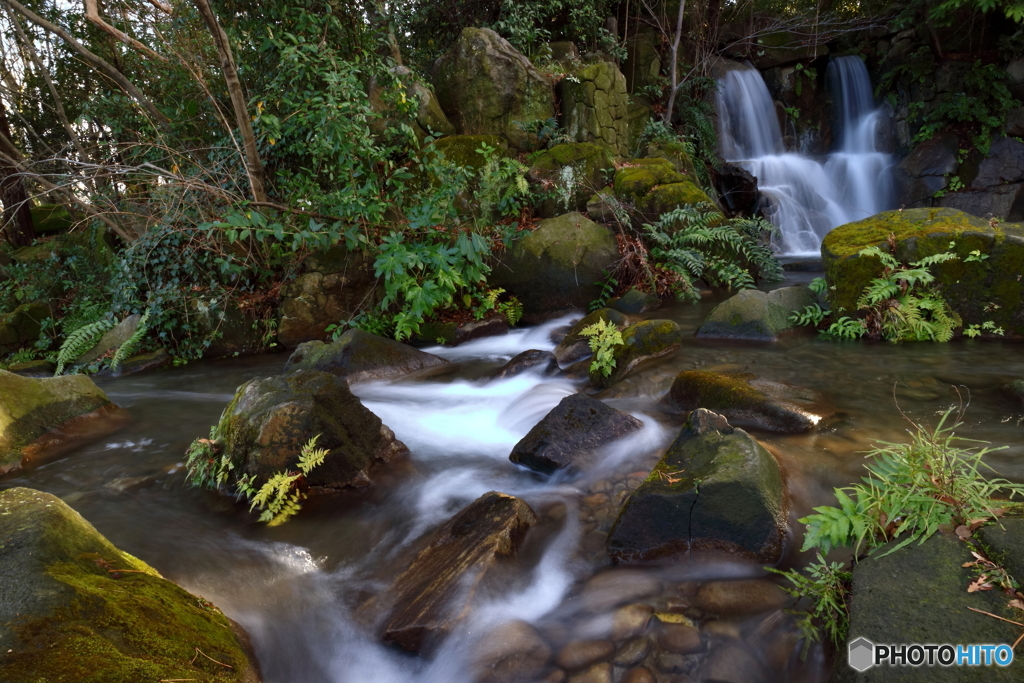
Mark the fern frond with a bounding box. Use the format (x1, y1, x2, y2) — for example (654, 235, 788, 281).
(111, 310, 151, 371)
(298, 434, 329, 474)
(55, 318, 115, 375)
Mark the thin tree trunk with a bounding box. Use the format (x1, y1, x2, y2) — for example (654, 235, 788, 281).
(0, 98, 35, 247)
(84, 0, 166, 61)
(193, 0, 267, 204)
(1, 0, 170, 127)
(664, 0, 687, 124)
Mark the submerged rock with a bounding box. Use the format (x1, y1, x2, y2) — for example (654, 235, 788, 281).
(0, 488, 261, 682)
(378, 491, 538, 653)
(492, 349, 559, 379)
(607, 409, 788, 564)
(472, 620, 552, 683)
(694, 579, 787, 616)
(1002, 379, 1024, 407)
(509, 393, 644, 474)
(0, 370, 127, 475)
(284, 328, 448, 382)
(663, 371, 828, 433)
(553, 308, 628, 366)
(590, 319, 682, 388)
(608, 289, 661, 314)
(416, 315, 508, 346)
(696, 286, 816, 341)
(215, 370, 408, 492)
(490, 213, 619, 322)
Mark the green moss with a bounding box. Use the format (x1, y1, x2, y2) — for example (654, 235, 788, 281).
(613, 159, 684, 203)
(645, 141, 698, 179)
(591, 319, 682, 388)
(30, 204, 74, 234)
(641, 181, 714, 218)
(668, 371, 768, 411)
(426, 134, 509, 170)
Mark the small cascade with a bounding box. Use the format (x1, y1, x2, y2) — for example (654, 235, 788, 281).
(716, 56, 892, 256)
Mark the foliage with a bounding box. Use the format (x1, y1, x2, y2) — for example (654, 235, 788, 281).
(111, 310, 152, 371)
(238, 435, 329, 527)
(468, 288, 524, 325)
(768, 555, 852, 652)
(579, 317, 623, 377)
(54, 318, 114, 376)
(642, 204, 783, 302)
(588, 272, 619, 312)
(184, 426, 231, 491)
(800, 409, 1024, 558)
(792, 63, 817, 98)
(514, 118, 572, 149)
(475, 143, 531, 229)
(789, 304, 828, 327)
(671, 77, 720, 184)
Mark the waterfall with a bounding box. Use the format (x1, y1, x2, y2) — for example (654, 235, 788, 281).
(716, 56, 893, 256)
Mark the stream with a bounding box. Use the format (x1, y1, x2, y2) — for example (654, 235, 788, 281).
(4, 275, 1024, 682)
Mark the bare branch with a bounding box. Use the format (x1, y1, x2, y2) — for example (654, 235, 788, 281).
(147, 0, 172, 14)
(84, 0, 167, 62)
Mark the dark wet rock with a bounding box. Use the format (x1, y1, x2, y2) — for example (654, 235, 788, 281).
(607, 409, 788, 564)
(696, 286, 816, 341)
(472, 619, 552, 683)
(0, 370, 127, 476)
(832, 533, 1020, 682)
(378, 491, 538, 653)
(0, 302, 49, 355)
(492, 349, 559, 379)
(657, 623, 703, 654)
(591, 319, 682, 388)
(700, 643, 769, 683)
(97, 348, 172, 377)
(971, 137, 1024, 188)
(608, 289, 661, 314)
(654, 651, 699, 674)
(578, 570, 663, 612)
(433, 28, 554, 151)
(621, 667, 657, 683)
(215, 370, 408, 492)
(1002, 379, 1024, 407)
(529, 142, 616, 217)
(613, 636, 652, 666)
(567, 662, 613, 683)
(977, 518, 1024, 589)
(417, 315, 509, 346)
(821, 208, 1024, 334)
(663, 371, 828, 433)
(553, 308, 628, 366)
(509, 393, 644, 474)
(490, 212, 619, 323)
(75, 314, 141, 365)
(284, 328, 448, 382)
(611, 604, 654, 641)
(694, 580, 787, 617)
(0, 488, 262, 682)
(556, 640, 615, 671)
(5, 359, 54, 377)
(712, 163, 760, 218)
(938, 183, 1024, 222)
(894, 132, 960, 207)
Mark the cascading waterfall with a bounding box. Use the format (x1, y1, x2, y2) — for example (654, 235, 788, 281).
(716, 56, 893, 256)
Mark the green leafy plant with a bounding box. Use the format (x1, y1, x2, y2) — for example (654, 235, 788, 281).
(964, 320, 1005, 338)
(800, 409, 1024, 558)
(475, 143, 531, 226)
(588, 272, 619, 313)
(825, 316, 867, 340)
(792, 62, 817, 97)
(184, 426, 231, 490)
(54, 318, 115, 375)
(239, 435, 329, 527)
(579, 317, 623, 377)
(469, 288, 524, 325)
(768, 554, 852, 652)
(110, 310, 152, 372)
(789, 304, 828, 327)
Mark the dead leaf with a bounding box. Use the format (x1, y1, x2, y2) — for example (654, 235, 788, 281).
(963, 561, 979, 568)
(1009, 599, 1024, 611)
(968, 576, 994, 593)
(955, 525, 973, 539)
(968, 518, 989, 531)
(992, 508, 1007, 518)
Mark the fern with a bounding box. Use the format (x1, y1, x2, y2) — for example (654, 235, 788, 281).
(110, 310, 151, 371)
(54, 318, 115, 375)
(579, 318, 624, 378)
(297, 434, 328, 474)
(588, 273, 618, 313)
(246, 434, 330, 526)
(789, 304, 828, 327)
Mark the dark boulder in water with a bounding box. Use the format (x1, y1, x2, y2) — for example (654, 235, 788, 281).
(284, 328, 448, 382)
(492, 349, 559, 379)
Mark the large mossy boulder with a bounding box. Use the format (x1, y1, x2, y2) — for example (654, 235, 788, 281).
(613, 158, 686, 204)
(639, 181, 715, 219)
(831, 533, 1021, 682)
(0, 488, 261, 683)
(591, 319, 683, 388)
(663, 371, 828, 433)
(696, 286, 817, 341)
(277, 247, 379, 348)
(215, 370, 408, 492)
(528, 142, 616, 217)
(613, 158, 715, 221)
(375, 491, 538, 653)
(490, 212, 619, 322)
(508, 392, 644, 474)
(0, 302, 50, 355)
(433, 28, 554, 151)
(821, 208, 1024, 335)
(607, 409, 788, 564)
(284, 328, 448, 382)
(0, 371, 126, 475)
(559, 61, 631, 156)
(553, 307, 628, 366)
(645, 141, 699, 180)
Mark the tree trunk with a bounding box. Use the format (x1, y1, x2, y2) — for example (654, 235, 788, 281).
(0, 98, 35, 247)
(193, 0, 267, 204)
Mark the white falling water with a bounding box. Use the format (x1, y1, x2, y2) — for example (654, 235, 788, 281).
(716, 56, 893, 256)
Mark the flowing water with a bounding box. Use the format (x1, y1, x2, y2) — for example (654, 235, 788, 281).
(716, 57, 893, 256)
(5, 279, 1024, 682)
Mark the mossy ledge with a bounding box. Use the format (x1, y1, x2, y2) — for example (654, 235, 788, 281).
(0, 487, 261, 683)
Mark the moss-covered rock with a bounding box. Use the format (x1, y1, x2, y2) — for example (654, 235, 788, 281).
(433, 28, 554, 151)
(645, 141, 699, 180)
(508, 392, 644, 474)
(559, 61, 631, 156)
(640, 181, 715, 219)
(0, 371, 124, 475)
(215, 370, 408, 492)
(606, 409, 788, 564)
(490, 212, 619, 322)
(613, 159, 685, 203)
(528, 142, 615, 217)
(30, 203, 74, 234)
(821, 208, 1024, 334)
(553, 307, 628, 365)
(608, 288, 661, 314)
(284, 328, 449, 382)
(5, 359, 55, 377)
(591, 319, 683, 388)
(0, 488, 261, 683)
(0, 302, 50, 355)
(425, 134, 510, 171)
(414, 315, 508, 347)
(696, 286, 816, 341)
(663, 370, 829, 433)
(626, 98, 655, 153)
(374, 491, 538, 653)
